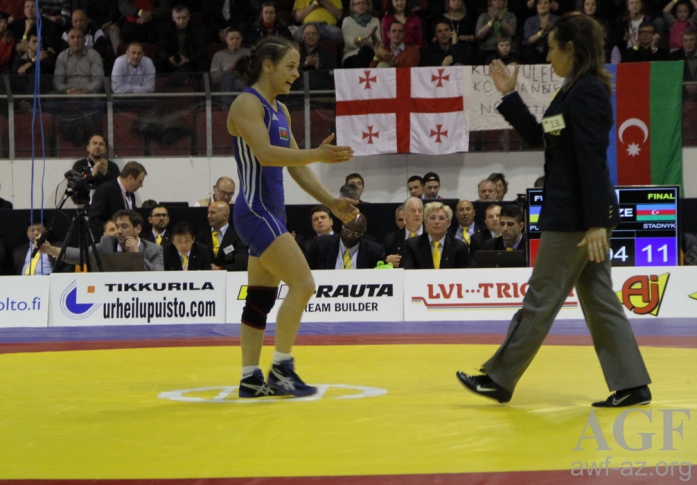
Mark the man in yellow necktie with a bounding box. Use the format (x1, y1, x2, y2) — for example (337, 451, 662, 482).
(203, 201, 249, 271)
(400, 202, 472, 269)
(16, 223, 54, 275)
(481, 204, 527, 255)
(454, 199, 478, 245)
(145, 205, 170, 245)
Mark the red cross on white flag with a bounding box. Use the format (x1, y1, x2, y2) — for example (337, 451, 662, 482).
(335, 67, 468, 156)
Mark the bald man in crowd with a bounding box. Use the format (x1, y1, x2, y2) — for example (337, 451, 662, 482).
(197, 201, 248, 271)
(194, 176, 236, 207)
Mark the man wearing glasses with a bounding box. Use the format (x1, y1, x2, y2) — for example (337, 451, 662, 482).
(193, 176, 236, 207)
(141, 204, 171, 245)
(401, 201, 471, 269)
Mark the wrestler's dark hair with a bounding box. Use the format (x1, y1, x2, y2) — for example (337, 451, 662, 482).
(552, 12, 612, 95)
(235, 36, 297, 86)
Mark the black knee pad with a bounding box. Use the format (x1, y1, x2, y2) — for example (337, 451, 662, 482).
(241, 286, 278, 330)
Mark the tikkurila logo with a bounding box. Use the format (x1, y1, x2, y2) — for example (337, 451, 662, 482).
(615, 273, 669, 316)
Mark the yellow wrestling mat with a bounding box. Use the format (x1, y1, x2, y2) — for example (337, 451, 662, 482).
(1, 344, 695, 479)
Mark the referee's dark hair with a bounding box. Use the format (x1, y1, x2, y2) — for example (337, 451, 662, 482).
(500, 203, 524, 224)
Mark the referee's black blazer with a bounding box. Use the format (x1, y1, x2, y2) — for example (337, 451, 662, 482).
(88, 179, 135, 240)
(163, 241, 212, 271)
(496, 73, 620, 232)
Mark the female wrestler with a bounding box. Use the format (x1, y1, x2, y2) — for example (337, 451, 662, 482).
(228, 37, 357, 398)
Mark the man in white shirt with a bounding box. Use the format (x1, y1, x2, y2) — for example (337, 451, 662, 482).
(111, 41, 156, 94)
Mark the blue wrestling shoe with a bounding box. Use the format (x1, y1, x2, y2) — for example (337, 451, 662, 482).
(268, 358, 318, 397)
(239, 369, 288, 398)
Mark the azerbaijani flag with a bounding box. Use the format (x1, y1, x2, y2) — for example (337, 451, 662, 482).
(606, 62, 683, 190)
(635, 203, 677, 221)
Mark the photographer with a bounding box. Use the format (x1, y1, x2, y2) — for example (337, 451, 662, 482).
(72, 134, 120, 188)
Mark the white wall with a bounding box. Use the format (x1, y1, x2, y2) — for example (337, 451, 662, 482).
(1, 147, 696, 209)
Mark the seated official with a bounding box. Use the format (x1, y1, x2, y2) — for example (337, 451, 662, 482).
(402, 201, 471, 269)
(305, 213, 385, 270)
(197, 201, 249, 271)
(141, 204, 171, 245)
(163, 221, 212, 271)
(449, 199, 486, 247)
(103, 219, 117, 237)
(481, 203, 527, 252)
(469, 203, 501, 257)
(382, 196, 423, 268)
(13, 222, 62, 275)
(40, 210, 164, 271)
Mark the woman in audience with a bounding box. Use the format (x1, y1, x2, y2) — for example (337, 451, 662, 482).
(475, 0, 517, 63)
(438, 0, 477, 47)
(522, 0, 558, 63)
(382, 0, 424, 48)
(487, 172, 509, 201)
(615, 0, 654, 50)
(247, 1, 293, 47)
(342, 0, 382, 68)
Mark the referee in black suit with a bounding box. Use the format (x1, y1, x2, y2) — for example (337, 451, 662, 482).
(457, 12, 651, 408)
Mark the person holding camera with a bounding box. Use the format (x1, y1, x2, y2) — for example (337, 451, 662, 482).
(71, 134, 120, 188)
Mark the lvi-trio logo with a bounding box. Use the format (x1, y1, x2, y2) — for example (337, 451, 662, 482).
(60, 280, 100, 319)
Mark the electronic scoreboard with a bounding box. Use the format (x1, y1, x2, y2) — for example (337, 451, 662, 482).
(526, 186, 679, 267)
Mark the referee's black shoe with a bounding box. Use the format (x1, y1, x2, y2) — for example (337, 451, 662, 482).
(456, 372, 512, 404)
(592, 385, 652, 407)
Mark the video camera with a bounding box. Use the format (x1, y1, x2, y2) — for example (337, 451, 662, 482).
(64, 167, 96, 206)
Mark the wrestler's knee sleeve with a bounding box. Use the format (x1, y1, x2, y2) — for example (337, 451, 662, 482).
(241, 286, 278, 330)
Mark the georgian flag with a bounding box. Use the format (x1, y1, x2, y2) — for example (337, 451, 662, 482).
(335, 67, 468, 156)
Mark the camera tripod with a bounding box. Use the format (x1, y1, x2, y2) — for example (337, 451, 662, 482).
(52, 197, 104, 272)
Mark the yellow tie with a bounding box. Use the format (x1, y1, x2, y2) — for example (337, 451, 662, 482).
(343, 249, 352, 269)
(506, 247, 513, 251)
(212, 230, 220, 257)
(409, 232, 416, 238)
(432, 241, 441, 269)
(26, 251, 41, 275)
(462, 228, 470, 243)
(181, 254, 188, 270)
(156, 234, 162, 245)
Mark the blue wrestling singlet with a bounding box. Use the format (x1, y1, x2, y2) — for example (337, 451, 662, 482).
(232, 87, 292, 257)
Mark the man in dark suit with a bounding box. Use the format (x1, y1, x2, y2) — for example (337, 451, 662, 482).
(156, 4, 208, 75)
(469, 203, 501, 257)
(670, 30, 697, 82)
(294, 23, 337, 91)
(198, 201, 248, 271)
(88, 161, 147, 240)
(163, 221, 212, 271)
(118, 0, 172, 44)
(305, 213, 385, 270)
(620, 22, 669, 63)
(449, 199, 485, 247)
(41, 209, 164, 271)
(141, 204, 171, 245)
(71, 134, 120, 187)
(382, 197, 423, 268)
(12, 222, 63, 275)
(482, 203, 526, 252)
(402, 201, 471, 269)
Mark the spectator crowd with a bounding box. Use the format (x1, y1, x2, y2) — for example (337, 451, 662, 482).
(0, 0, 694, 96)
